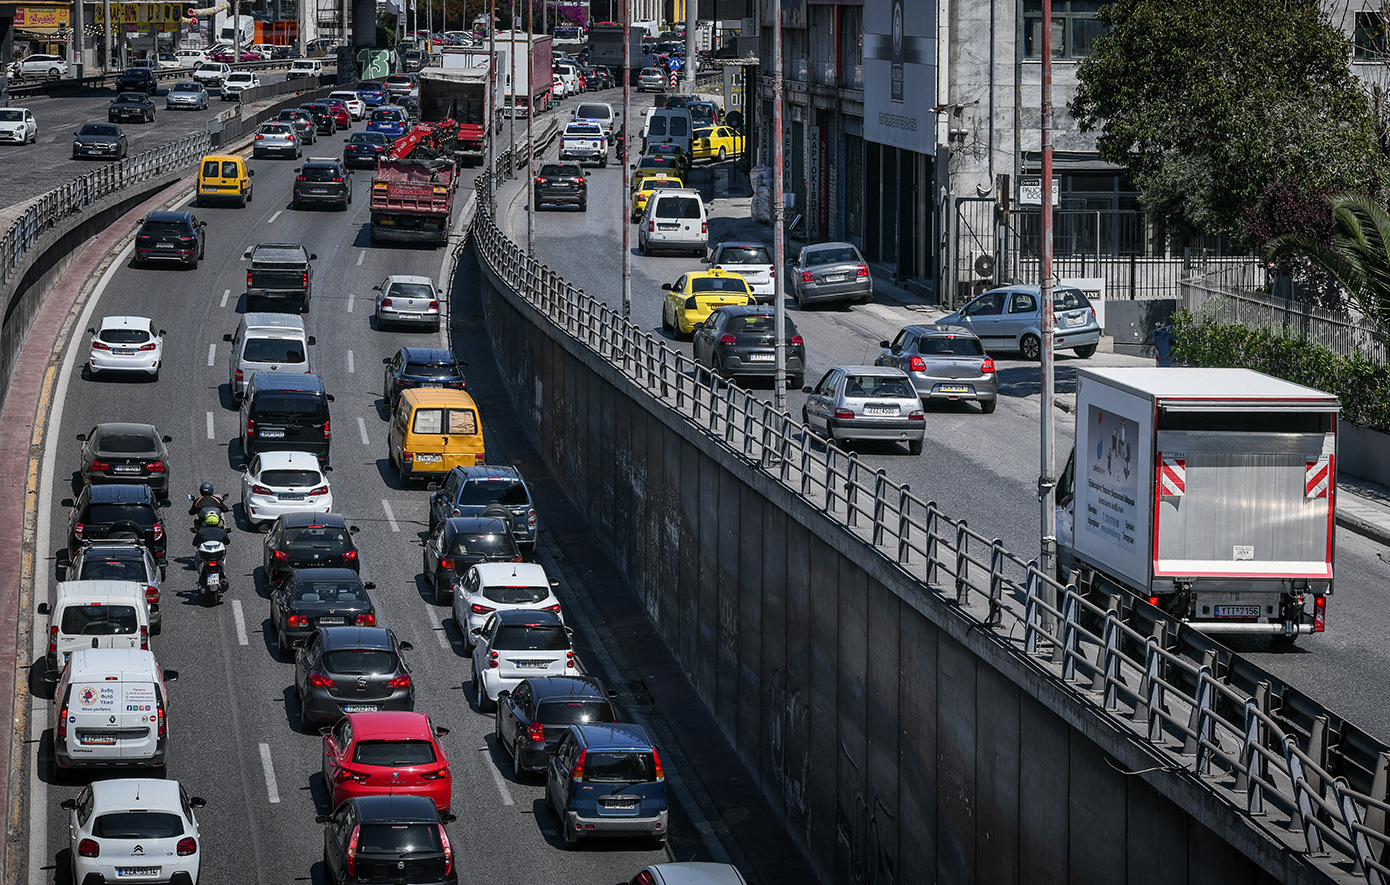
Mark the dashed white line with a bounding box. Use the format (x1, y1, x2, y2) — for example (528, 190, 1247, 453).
(231, 599, 248, 645)
(206, 343, 216, 366)
(206, 411, 215, 439)
(484, 751, 515, 806)
(356, 250, 365, 266)
(267, 210, 282, 224)
(423, 605, 450, 649)
(357, 416, 370, 445)
(258, 743, 281, 803)
(346, 350, 355, 373)
(382, 499, 399, 532)
(346, 295, 354, 313)
(220, 288, 231, 308)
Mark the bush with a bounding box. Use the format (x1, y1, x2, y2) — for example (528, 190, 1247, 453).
(1169, 309, 1390, 431)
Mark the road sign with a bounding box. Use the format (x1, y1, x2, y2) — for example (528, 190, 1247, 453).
(668, 56, 681, 71)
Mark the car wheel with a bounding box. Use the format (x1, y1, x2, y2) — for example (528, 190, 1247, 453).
(801, 407, 810, 427)
(908, 438, 924, 456)
(398, 464, 411, 488)
(1020, 333, 1042, 361)
(292, 200, 300, 210)
(1074, 343, 1098, 359)
(47, 67, 59, 80)
(718, 146, 727, 161)
(276, 630, 291, 660)
(494, 707, 508, 750)
(188, 254, 198, 270)
(513, 737, 528, 781)
(238, 193, 247, 208)
(246, 186, 252, 203)
(981, 398, 997, 414)
(579, 199, 587, 211)
(661, 307, 672, 334)
(434, 574, 450, 605)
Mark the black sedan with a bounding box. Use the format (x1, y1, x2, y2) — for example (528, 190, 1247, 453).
(73, 122, 127, 159)
(343, 130, 390, 168)
(134, 210, 206, 268)
(263, 513, 361, 586)
(271, 568, 377, 658)
(109, 93, 157, 123)
(692, 305, 807, 388)
(77, 422, 173, 497)
(534, 162, 587, 210)
(422, 517, 520, 603)
(494, 676, 616, 777)
(294, 626, 414, 730)
(382, 346, 467, 411)
(116, 67, 159, 94)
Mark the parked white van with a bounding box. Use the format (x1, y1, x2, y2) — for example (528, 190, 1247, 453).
(52, 648, 178, 771)
(225, 312, 314, 401)
(39, 580, 152, 675)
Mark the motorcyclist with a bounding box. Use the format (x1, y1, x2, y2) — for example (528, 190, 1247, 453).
(189, 482, 230, 517)
(193, 511, 231, 548)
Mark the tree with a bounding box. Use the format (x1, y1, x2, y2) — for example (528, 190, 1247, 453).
(1070, 0, 1387, 244)
(1267, 193, 1390, 325)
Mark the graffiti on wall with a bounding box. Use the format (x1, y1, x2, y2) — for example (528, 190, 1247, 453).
(354, 47, 395, 80)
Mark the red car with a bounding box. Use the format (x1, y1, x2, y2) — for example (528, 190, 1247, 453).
(321, 711, 453, 813)
(313, 99, 351, 130)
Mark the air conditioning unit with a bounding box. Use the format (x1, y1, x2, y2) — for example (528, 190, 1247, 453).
(973, 252, 996, 279)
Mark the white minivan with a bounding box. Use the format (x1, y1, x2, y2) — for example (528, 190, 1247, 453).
(225, 312, 314, 401)
(643, 107, 693, 154)
(39, 580, 152, 675)
(638, 188, 708, 256)
(288, 59, 323, 79)
(51, 648, 178, 771)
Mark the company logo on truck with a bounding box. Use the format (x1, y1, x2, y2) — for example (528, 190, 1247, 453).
(1086, 406, 1138, 552)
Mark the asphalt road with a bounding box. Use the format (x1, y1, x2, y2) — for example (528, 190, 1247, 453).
(498, 90, 1390, 742)
(23, 103, 743, 885)
(0, 70, 293, 212)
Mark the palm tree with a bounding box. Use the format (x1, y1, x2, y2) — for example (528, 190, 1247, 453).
(1267, 193, 1390, 326)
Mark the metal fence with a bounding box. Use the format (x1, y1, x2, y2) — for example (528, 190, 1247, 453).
(468, 160, 1390, 882)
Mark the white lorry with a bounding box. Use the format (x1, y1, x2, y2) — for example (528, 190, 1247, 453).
(1055, 367, 1339, 640)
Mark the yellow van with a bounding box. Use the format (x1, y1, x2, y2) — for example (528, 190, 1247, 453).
(388, 388, 485, 483)
(196, 154, 254, 207)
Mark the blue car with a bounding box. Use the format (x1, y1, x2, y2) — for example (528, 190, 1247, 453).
(366, 107, 409, 140)
(356, 85, 387, 108)
(544, 723, 668, 849)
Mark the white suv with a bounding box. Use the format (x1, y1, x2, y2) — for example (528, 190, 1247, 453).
(192, 61, 231, 88)
(220, 70, 260, 100)
(63, 778, 204, 885)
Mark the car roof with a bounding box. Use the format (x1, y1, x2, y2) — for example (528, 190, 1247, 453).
(448, 464, 521, 482)
(250, 372, 325, 392)
(472, 561, 549, 585)
(91, 421, 158, 437)
(647, 864, 749, 885)
(804, 240, 858, 252)
(493, 608, 564, 626)
(443, 516, 511, 535)
(905, 324, 982, 341)
(288, 567, 362, 582)
(143, 211, 192, 224)
(397, 346, 456, 363)
(88, 778, 184, 812)
(399, 388, 477, 408)
(278, 511, 348, 528)
(345, 710, 433, 740)
(319, 626, 395, 651)
(241, 312, 305, 330)
(86, 483, 157, 503)
(200, 153, 242, 162)
(384, 274, 434, 285)
(347, 794, 440, 822)
(67, 647, 161, 676)
(253, 450, 323, 470)
(528, 675, 604, 702)
(715, 240, 770, 252)
(72, 540, 148, 557)
(572, 722, 653, 749)
(833, 365, 912, 378)
(56, 579, 149, 600)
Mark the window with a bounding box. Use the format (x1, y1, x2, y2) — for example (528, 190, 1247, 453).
(412, 408, 477, 435)
(1023, 0, 1106, 59)
(1357, 12, 1389, 60)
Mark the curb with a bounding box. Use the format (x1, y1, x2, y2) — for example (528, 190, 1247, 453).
(1336, 512, 1390, 547)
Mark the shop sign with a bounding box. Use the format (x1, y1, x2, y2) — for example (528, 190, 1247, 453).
(14, 6, 71, 29)
(863, 0, 936, 155)
(97, 3, 186, 32)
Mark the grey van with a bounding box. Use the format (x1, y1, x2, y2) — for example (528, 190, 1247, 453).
(224, 312, 314, 401)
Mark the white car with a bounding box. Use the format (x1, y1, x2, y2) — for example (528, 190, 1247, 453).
(469, 609, 575, 712)
(241, 450, 333, 529)
(329, 90, 367, 120)
(220, 70, 261, 100)
(62, 778, 204, 885)
(452, 562, 561, 648)
(88, 316, 164, 378)
(174, 49, 208, 67)
(374, 274, 442, 329)
(708, 240, 776, 303)
(192, 61, 231, 87)
(11, 53, 68, 79)
(0, 107, 37, 145)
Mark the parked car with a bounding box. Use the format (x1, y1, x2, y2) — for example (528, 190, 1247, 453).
(294, 626, 414, 729)
(381, 346, 466, 411)
(86, 316, 165, 379)
(76, 422, 173, 497)
(937, 284, 1101, 360)
(545, 723, 668, 848)
(800, 366, 926, 454)
(240, 450, 332, 530)
(116, 67, 159, 94)
(319, 796, 458, 885)
(469, 609, 575, 713)
(270, 567, 375, 658)
(133, 210, 205, 268)
(62, 779, 205, 885)
(63, 483, 170, 571)
(262, 512, 360, 586)
(875, 324, 998, 413)
(692, 305, 805, 387)
(495, 676, 614, 778)
(422, 517, 521, 603)
(166, 80, 210, 110)
(108, 93, 156, 123)
(253, 121, 301, 159)
(12, 54, 68, 79)
(788, 241, 872, 306)
(321, 712, 451, 812)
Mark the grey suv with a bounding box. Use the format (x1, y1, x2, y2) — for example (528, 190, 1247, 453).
(938, 284, 1100, 360)
(875, 325, 998, 414)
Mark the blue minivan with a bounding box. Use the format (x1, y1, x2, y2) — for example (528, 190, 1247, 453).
(545, 723, 668, 848)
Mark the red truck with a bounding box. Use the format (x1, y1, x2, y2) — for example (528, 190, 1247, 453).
(418, 67, 489, 165)
(369, 120, 459, 247)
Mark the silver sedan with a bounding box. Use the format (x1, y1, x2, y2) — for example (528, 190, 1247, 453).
(789, 241, 873, 306)
(801, 365, 925, 454)
(166, 81, 209, 110)
(374, 274, 442, 330)
(252, 122, 301, 159)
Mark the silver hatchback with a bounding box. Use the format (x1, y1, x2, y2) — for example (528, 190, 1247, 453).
(374, 274, 441, 330)
(801, 366, 926, 454)
(253, 122, 301, 159)
(789, 241, 873, 306)
(165, 81, 209, 110)
(876, 325, 998, 413)
(938, 284, 1100, 360)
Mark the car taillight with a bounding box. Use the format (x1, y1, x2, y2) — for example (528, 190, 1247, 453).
(438, 825, 452, 876)
(982, 358, 996, 374)
(302, 272, 309, 288)
(333, 177, 344, 183)
(701, 221, 707, 234)
(909, 410, 925, 421)
(542, 603, 562, 613)
(648, 221, 655, 232)
(566, 651, 576, 669)
(139, 342, 158, 351)
(176, 837, 196, 857)
(78, 839, 99, 858)
(323, 419, 330, 439)
(247, 271, 253, 288)
(255, 133, 264, 140)
(719, 334, 737, 345)
(89, 459, 111, 471)
(470, 603, 495, 616)
(286, 614, 308, 627)
(380, 297, 393, 308)
(428, 300, 439, 310)
(146, 460, 165, 473)
(386, 672, 410, 688)
(341, 549, 357, 562)
(684, 296, 697, 309)
(355, 612, 376, 626)
(439, 556, 455, 570)
(475, 453, 484, 464)
(273, 549, 288, 561)
(309, 671, 335, 687)
(48, 625, 58, 657)
(247, 483, 272, 496)
(74, 523, 85, 539)
(1314, 596, 1326, 632)
(345, 825, 360, 877)
(856, 264, 869, 277)
(235, 369, 244, 384)
(790, 334, 803, 345)
(535, 176, 547, 184)
(309, 485, 328, 496)
(527, 508, 536, 527)
(908, 356, 927, 372)
(572, 749, 586, 781)
(834, 408, 855, 420)
(528, 721, 545, 743)
(90, 340, 111, 350)
(140, 624, 149, 650)
(488, 651, 498, 669)
(152, 522, 163, 542)
(402, 451, 414, 462)
(420, 768, 447, 780)
(801, 271, 814, 283)
(295, 175, 305, 181)
(156, 699, 165, 737)
(652, 747, 665, 780)
(146, 585, 159, 604)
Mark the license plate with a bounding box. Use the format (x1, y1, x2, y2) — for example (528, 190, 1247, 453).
(747, 353, 774, 361)
(1214, 605, 1261, 618)
(397, 313, 422, 320)
(516, 660, 551, 669)
(309, 188, 326, 193)
(260, 429, 285, 438)
(937, 385, 970, 394)
(156, 243, 173, 249)
(116, 868, 161, 876)
(206, 573, 220, 586)
(279, 492, 306, 500)
(657, 223, 678, 231)
(82, 734, 118, 745)
(601, 797, 637, 808)
(114, 349, 136, 356)
(343, 704, 378, 713)
(825, 273, 847, 282)
(378, 218, 396, 225)
(414, 454, 441, 463)
(864, 405, 898, 416)
(1067, 315, 1085, 326)
(421, 382, 443, 388)
(112, 465, 141, 473)
(317, 617, 345, 626)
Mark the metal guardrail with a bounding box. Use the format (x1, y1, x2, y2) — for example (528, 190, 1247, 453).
(7, 58, 337, 98)
(467, 161, 1390, 883)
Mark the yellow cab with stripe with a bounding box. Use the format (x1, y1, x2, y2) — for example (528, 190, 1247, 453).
(660, 268, 755, 339)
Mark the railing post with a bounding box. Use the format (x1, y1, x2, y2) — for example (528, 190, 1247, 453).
(1369, 752, 1390, 870)
(1194, 667, 1215, 776)
(871, 470, 888, 547)
(954, 520, 970, 604)
(799, 429, 812, 496)
(1139, 636, 1165, 742)
(845, 454, 860, 527)
(1284, 736, 1328, 856)
(1024, 565, 1042, 654)
(1059, 588, 1079, 679)
(1333, 778, 1382, 883)
(1240, 700, 1265, 816)
(897, 487, 912, 565)
(925, 505, 940, 585)
(984, 540, 1005, 628)
(1184, 649, 1217, 756)
(1099, 597, 1121, 709)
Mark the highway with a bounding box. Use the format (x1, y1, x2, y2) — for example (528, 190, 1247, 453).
(497, 90, 1390, 742)
(21, 93, 758, 884)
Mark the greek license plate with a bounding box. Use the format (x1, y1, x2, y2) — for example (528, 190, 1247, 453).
(1214, 605, 1261, 618)
(279, 492, 306, 500)
(1067, 315, 1085, 326)
(825, 273, 846, 282)
(309, 188, 326, 194)
(317, 617, 345, 626)
(343, 705, 377, 713)
(206, 573, 220, 586)
(113, 465, 141, 473)
(82, 734, 118, 745)
(260, 429, 285, 438)
(397, 313, 421, 320)
(937, 385, 970, 394)
(421, 382, 443, 388)
(601, 797, 637, 808)
(378, 218, 395, 225)
(414, 454, 442, 464)
(516, 660, 550, 669)
(156, 243, 174, 249)
(747, 353, 774, 361)
(864, 405, 897, 416)
(658, 223, 678, 231)
(114, 349, 136, 356)
(117, 867, 161, 876)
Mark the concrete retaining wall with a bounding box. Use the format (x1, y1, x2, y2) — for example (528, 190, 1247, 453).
(472, 246, 1324, 884)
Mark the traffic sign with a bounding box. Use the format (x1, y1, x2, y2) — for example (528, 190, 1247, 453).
(668, 56, 681, 71)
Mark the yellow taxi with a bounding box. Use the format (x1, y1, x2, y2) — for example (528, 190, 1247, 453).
(196, 154, 254, 207)
(660, 269, 755, 339)
(692, 126, 746, 162)
(630, 172, 687, 221)
(643, 141, 691, 176)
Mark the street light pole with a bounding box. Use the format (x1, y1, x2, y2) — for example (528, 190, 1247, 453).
(508, 2, 516, 180)
(621, 0, 631, 319)
(1039, 0, 1058, 583)
(526, 0, 534, 255)
(487, 0, 497, 212)
(772, 0, 786, 410)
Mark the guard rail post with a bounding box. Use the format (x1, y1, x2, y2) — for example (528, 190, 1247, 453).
(954, 520, 970, 604)
(896, 487, 912, 565)
(724, 387, 737, 446)
(1286, 735, 1328, 855)
(1242, 700, 1266, 815)
(742, 392, 756, 457)
(1023, 566, 1043, 654)
(844, 454, 860, 527)
(1370, 752, 1390, 867)
(925, 506, 940, 584)
(1333, 777, 1382, 882)
(1195, 666, 1216, 775)
(1097, 595, 1121, 709)
(1138, 635, 1163, 740)
(799, 430, 812, 496)
(1058, 587, 1079, 677)
(1184, 649, 1218, 755)
(871, 471, 888, 547)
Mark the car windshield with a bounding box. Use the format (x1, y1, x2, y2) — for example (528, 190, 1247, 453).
(320, 649, 399, 675)
(805, 246, 858, 266)
(456, 478, 521, 506)
(0, 110, 23, 121)
(349, 132, 387, 144)
(717, 246, 771, 265)
(242, 339, 306, 363)
(918, 336, 984, 357)
(388, 282, 434, 299)
(690, 277, 747, 294)
(76, 557, 145, 582)
(352, 739, 436, 766)
(403, 361, 459, 378)
(139, 220, 191, 236)
(60, 604, 138, 636)
(355, 824, 443, 856)
(80, 124, 119, 136)
(654, 197, 701, 219)
(1053, 287, 1090, 312)
(583, 751, 658, 783)
(98, 329, 150, 344)
(86, 503, 156, 526)
(94, 432, 157, 454)
(492, 623, 568, 650)
(481, 584, 547, 604)
(294, 581, 367, 603)
(537, 699, 613, 725)
(172, 83, 199, 92)
(260, 469, 320, 487)
(282, 525, 351, 548)
(843, 375, 915, 399)
(450, 532, 515, 556)
(92, 813, 184, 839)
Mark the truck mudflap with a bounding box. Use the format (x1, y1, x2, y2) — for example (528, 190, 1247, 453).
(370, 214, 449, 245)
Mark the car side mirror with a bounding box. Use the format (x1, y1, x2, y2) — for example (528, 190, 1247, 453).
(363, 581, 375, 590)
(75, 433, 87, 441)
(372, 285, 381, 291)
(60, 499, 74, 508)
(223, 333, 233, 342)
(164, 669, 179, 682)
(398, 640, 413, 651)
(243, 250, 252, 259)
(879, 340, 891, 349)
(435, 726, 449, 737)
(160, 499, 171, 508)
(469, 626, 483, 636)
(87, 327, 96, 335)
(307, 336, 317, 346)
(37, 602, 50, 615)
(61, 798, 78, 810)
(692, 323, 703, 332)
(248, 169, 255, 176)
(309, 253, 318, 260)
(188, 796, 207, 809)
(315, 814, 330, 824)
(349, 525, 360, 534)
(162, 435, 173, 443)
(496, 689, 510, 699)
(802, 386, 813, 394)
(292, 167, 301, 172)
(661, 283, 672, 290)
(159, 329, 167, 336)
(382, 356, 391, 363)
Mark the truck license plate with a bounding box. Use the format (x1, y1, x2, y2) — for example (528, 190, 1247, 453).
(1214, 605, 1261, 618)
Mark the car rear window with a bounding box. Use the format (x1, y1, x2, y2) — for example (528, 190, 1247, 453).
(718, 246, 771, 265)
(726, 315, 785, 334)
(1053, 287, 1090, 312)
(356, 824, 443, 856)
(350, 132, 388, 144)
(388, 282, 435, 299)
(301, 166, 342, 181)
(294, 582, 367, 603)
(94, 432, 157, 454)
(60, 604, 139, 635)
(139, 222, 191, 237)
(536, 700, 613, 726)
(583, 750, 657, 783)
(918, 337, 985, 356)
(252, 393, 325, 420)
(99, 329, 150, 345)
(173, 83, 200, 92)
(456, 477, 521, 506)
(86, 504, 157, 527)
(242, 338, 306, 364)
(260, 469, 321, 487)
(261, 124, 292, 135)
(412, 408, 476, 435)
(282, 525, 351, 548)
(450, 532, 515, 556)
(645, 180, 682, 193)
(844, 376, 915, 399)
(492, 624, 568, 650)
(77, 557, 146, 582)
(481, 584, 548, 604)
(806, 246, 859, 266)
(575, 104, 610, 120)
(321, 649, 399, 675)
(690, 277, 747, 294)
(567, 124, 603, 136)
(92, 812, 184, 839)
(539, 164, 578, 177)
(352, 739, 437, 766)
(403, 361, 460, 378)
(654, 196, 701, 219)
(371, 109, 403, 122)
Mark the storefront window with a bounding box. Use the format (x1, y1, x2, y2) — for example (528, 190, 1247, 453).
(839, 6, 863, 90)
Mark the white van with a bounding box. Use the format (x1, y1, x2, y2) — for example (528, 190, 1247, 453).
(39, 580, 152, 675)
(643, 107, 693, 154)
(52, 648, 178, 771)
(225, 312, 314, 401)
(638, 188, 708, 256)
(288, 59, 323, 79)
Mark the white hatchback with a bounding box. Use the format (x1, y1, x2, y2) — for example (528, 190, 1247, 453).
(88, 316, 164, 378)
(329, 90, 367, 120)
(452, 561, 561, 648)
(63, 778, 204, 885)
(240, 450, 332, 529)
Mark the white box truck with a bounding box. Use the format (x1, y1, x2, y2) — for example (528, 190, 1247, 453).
(1056, 367, 1339, 640)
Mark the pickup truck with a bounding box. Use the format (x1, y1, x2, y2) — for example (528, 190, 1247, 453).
(243, 243, 317, 311)
(221, 70, 261, 100)
(558, 121, 608, 167)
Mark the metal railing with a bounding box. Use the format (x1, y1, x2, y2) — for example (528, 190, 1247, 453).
(6, 57, 337, 98)
(467, 161, 1390, 883)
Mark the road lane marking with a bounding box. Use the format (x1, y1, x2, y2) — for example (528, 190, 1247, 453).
(259, 743, 281, 803)
(206, 411, 215, 439)
(356, 250, 365, 266)
(347, 350, 354, 373)
(382, 499, 399, 532)
(357, 416, 370, 445)
(346, 295, 353, 313)
(423, 605, 450, 649)
(220, 288, 230, 308)
(484, 750, 515, 806)
(206, 343, 216, 366)
(267, 210, 282, 224)
(231, 599, 248, 645)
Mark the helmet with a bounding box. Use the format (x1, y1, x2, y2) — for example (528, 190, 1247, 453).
(199, 482, 215, 496)
(203, 512, 221, 527)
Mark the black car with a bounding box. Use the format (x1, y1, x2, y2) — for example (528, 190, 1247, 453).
(299, 103, 335, 135)
(277, 108, 318, 143)
(292, 158, 352, 210)
(64, 483, 169, 571)
(495, 676, 617, 776)
(343, 130, 389, 168)
(109, 93, 157, 123)
(263, 513, 360, 586)
(73, 123, 128, 160)
(663, 93, 697, 109)
(134, 210, 206, 268)
(116, 67, 159, 94)
(422, 517, 520, 603)
(271, 567, 376, 658)
(239, 372, 333, 464)
(294, 626, 414, 729)
(428, 465, 537, 553)
(692, 305, 806, 388)
(382, 346, 467, 411)
(77, 422, 173, 496)
(534, 162, 587, 210)
(320, 796, 458, 885)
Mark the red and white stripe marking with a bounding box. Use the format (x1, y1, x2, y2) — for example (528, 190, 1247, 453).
(1306, 457, 1331, 499)
(1159, 457, 1185, 496)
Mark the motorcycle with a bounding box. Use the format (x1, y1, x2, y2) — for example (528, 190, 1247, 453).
(188, 492, 230, 533)
(196, 537, 228, 604)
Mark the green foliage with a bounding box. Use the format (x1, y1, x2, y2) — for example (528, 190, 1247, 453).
(1169, 309, 1390, 430)
(1267, 193, 1390, 326)
(1070, 0, 1387, 244)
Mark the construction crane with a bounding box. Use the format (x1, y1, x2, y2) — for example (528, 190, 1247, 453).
(384, 119, 461, 162)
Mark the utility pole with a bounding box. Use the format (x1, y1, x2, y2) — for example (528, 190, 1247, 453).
(526, 0, 534, 255)
(772, 0, 786, 409)
(103, 0, 112, 72)
(1039, 0, 1058, 585)
(683, 0, 694, 94)
(487, 0, 497, 212)
(73, 0, 85, 76)
(231, 0, 239, 57)
(621, 0, 631, 319)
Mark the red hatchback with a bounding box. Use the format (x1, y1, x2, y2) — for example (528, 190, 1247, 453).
(322, 712, 453, 813)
